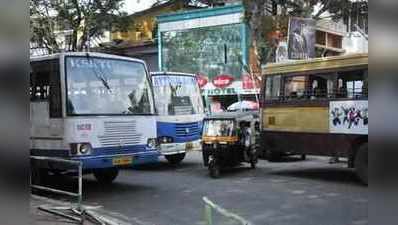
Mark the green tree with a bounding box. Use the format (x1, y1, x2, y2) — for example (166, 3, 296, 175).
(30, 0, 127, 52)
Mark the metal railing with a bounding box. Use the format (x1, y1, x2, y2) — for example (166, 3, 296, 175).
(30, 156, 107, 224)
(203, 197, 252, 225)
(30, 156, 83, 209)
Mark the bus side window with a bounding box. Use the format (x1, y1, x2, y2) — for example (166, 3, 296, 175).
(30, 60, 62, 118)
(265, 75, 281, 100)
(337, 69, 367, 99)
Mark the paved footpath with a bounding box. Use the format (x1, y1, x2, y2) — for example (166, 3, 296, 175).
(30, 195, 134, 225)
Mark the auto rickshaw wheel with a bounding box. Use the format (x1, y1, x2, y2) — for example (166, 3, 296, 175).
(209, 160, 220, 178)
(165, 153, 186, 165)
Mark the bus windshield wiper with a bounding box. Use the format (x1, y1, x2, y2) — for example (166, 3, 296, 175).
(85, 53, 112, 92)
(97, 75, 111, 92)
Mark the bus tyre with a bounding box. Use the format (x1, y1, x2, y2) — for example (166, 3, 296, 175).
(31, 168, 49, 186)
(268, 151, 282, 162)
(165, 153, 186, 165)
(209, 160, 220, 178)
(94, 168, 119, 184)
(355, 143, 368, 185)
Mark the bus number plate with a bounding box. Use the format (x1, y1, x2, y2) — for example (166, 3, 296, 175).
(112, 156, 133, 166)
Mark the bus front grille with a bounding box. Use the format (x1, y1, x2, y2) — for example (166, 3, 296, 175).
(175, 122, 201, 137)
(98, 121, 142, 147)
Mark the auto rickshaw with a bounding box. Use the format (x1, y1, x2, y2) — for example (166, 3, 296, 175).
(202, 112, 260, 178)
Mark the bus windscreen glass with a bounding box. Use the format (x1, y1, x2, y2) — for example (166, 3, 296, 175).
(66, 56, 152, 115)
(152, 75, 203, 116)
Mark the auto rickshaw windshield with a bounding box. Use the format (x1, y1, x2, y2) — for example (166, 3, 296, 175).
(203, 120, 235, 137)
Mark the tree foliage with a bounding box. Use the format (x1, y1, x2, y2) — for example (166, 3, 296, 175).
(30, 0, 127, 53)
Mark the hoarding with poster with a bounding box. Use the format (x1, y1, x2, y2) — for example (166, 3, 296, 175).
(288, 17, 316, 60)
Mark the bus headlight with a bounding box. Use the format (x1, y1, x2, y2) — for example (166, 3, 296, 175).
(79, 143, 92, 155)
(147, 138, 158, 149)
(70, 143, 92, 156)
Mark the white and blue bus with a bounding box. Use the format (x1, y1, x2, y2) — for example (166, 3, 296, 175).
(151, 72, 205, 164)
(30, 52, 160, 184)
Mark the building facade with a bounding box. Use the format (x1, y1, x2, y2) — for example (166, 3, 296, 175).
(157, 4, 258, 111)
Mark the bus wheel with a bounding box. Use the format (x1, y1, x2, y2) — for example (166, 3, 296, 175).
(165, 153, 186, 165)
(268, 151, 282, 162)
(94, 168, 119, 184)
(355, 143, 368, 185)
(31, 168, 50, 186)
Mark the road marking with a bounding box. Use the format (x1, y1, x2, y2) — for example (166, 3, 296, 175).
(203, 196, 253, 225)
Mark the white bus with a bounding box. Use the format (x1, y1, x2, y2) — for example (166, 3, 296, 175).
(30, 52, 160, 184)
(151, 72, 205, 164)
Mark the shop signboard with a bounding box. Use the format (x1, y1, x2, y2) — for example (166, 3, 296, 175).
(329, 100, 368, 135)
(205, 88, 237, 96)
(288, 17, 316, 60)
(203, 81, 260, 96)
(212, 74, 234, 89)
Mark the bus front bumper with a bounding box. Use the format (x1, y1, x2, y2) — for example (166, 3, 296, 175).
(160, 139, 201, 155)
(72, 150, 160, 169)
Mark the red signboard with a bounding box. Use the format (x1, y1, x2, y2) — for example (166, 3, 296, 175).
(196, 73, 208, 88)
(212, 74, 234, 89)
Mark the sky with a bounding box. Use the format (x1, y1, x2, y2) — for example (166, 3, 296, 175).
(123, 0, 158, 14)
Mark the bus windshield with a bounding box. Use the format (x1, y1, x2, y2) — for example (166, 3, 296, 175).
(66, 56, 152, 115)
(152, 75, 204, 116)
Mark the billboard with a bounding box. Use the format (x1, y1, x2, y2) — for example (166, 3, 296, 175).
(329, 100, 368, 135)
(288, 17, 316, 60)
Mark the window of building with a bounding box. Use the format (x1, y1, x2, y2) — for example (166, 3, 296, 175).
(30, 59, 62, 118)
